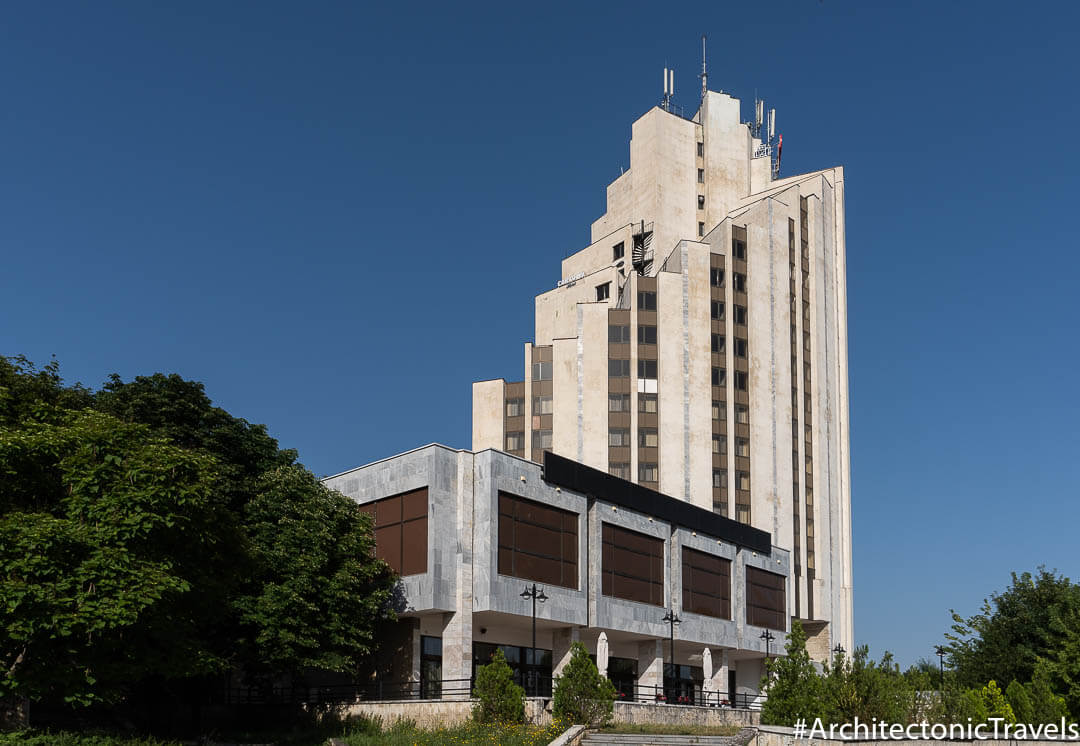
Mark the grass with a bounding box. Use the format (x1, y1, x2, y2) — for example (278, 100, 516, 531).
(599, 723, 744, 736)
(0, 734, 180, 746)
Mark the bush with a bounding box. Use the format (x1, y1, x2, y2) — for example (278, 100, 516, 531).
(761, 620, 824, 726)
(552, 642, 616, 726)
(471, 648, 525, 723)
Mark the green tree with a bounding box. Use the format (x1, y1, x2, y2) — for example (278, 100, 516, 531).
(1006, 680, 1034, 724)
(552, 642, 615, 726)
(760, 620, 824, 726)
(472, 649, 525, 723)
(823, 647, 913, 725)
(980, 680, 1015, 724)
(1028, 659, 1070, 724)
(232, 465, 397, 676)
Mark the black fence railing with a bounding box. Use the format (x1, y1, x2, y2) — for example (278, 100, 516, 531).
(223, 678, 474, 705)
(617, 684, 761, 710)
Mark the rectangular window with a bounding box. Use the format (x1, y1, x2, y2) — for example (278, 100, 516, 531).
(639, 393, 658, 413)
(637, 359, 657, 380)
(638, 462, 658, 482)
(734, 370, 748, 391)
(698, 222, 705, 237)
(733, 273, 746, 292)
(637, 325, 657, 345)
(596, 282, 610, 301)
(712, 468, 727, 488)
(609, 324, 631, 343)
(609, 359, 630, 377)
(609, 462, 630, 480)
(697, 169, 705, 183)
(532, 361, 552, 381)
(734, 305, 748, 325)
(601, 523, 664, 605)
(697, 194, 706, 209)
(608, 428, 630, 447)
(638, 291, 657, 311)
(532, 396, 553, 415)
(734, 338, 748, 358)
(735, 437, 749, 457)
(711, 334, 725, 354)
(736, 471, 750, 491)
(712, 434, 726, 454)
(735, 404, 749, 424)
(697, 142, 704, 157)
(613, 241, 625, 260)
(736, 504, 750, 523)
(746, 566, 786, 631)
(506, 398, 525, 417)
(497, 491, 578, 589)
(359, 488, 428, 576)
(711, 300, 724, 320)
(505, 431, 525, 451)
(532, 429, 552, 449)
(710, 268, 724, 287)
(712, 367, 725, 386)
(712, 400, 725, 420)
(638, 428, 658, 448)
(732, 238, 747, 260)
(682, 547, 732, 619)
(608, 393, 630, 412)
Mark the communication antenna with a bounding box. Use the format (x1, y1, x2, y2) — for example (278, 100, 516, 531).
(753, 99, 764, 139)
(699, 35, 708, 101)
(662, 67, 675, 111)
(768, 108, 776, 141)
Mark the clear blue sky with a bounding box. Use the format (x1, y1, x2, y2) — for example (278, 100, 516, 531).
(3, 1, 1078, 667)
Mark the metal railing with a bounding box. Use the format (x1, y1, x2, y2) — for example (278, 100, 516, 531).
(223, 678, 474, 705)
(615, 683, 761, 710)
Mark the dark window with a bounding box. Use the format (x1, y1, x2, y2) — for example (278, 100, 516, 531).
(533, 395, 552, 415)
(712, 367, 725, 386)
(596, 283, 610, 301)
(609, 359, 630, 377)
(532, 361, 552, 380)
(609, 462, 630, 479)
(608, 393, 630, 412)
(697, 169, 705, 184)
(710, 268, 724, 287)
(735, 404, 750, 424)
(533, 429, 552, 449)
(733, 238, 747, 260)
(734, 305, 747, 325)
(474, 642, 552, 697)
(420, 636, 442, 699)
(712, 400, 725, 420)
(506, 431, 524, 451)
(638, 462, 658, 482)
(602, 523, 664, 605)
(638, 427, 658, 448)
(498, 491, 578, 589)
(608, 428, 630, 447)
(506, 398, 525, 417)
(637, 359, 657, 379)
(698, 194, 706, 210)
(613, 241, 625, 261)
(712, 434, 726, 454)
(734, 370, 748, 391)
(638, 325, 657, 345)
(712, 468, 726, 488)
(698, 222, 705, 237)
(711, 300, 724, 320)
(711, 334, 725, 353)
(733, 273, 746, 292)
(746, 566, 786, 631)
(735, 437, 749, 457)
(609, 324, 631, 343)
(682, 547, 732, 619)
(638, 291, 657, 311)
(697, 142, 704, 157)
(359, 488, 428, 576)
(734, 338, 748, 358)
(639, 393, 658, 413)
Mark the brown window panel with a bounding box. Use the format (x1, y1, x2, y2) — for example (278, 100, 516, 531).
(682, 547, 731, 619)
(601, 522, 664, 606)
(746, 566, 786, 631)
(360, 488, 429, 577)
(497, 491, 578, 589)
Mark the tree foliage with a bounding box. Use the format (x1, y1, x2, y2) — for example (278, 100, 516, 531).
(551, 642, 615, 726)
(472, 649, 525, 724)
(760, 620, 824, 725)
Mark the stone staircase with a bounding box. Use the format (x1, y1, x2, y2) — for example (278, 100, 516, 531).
(581, 732, 750, 746)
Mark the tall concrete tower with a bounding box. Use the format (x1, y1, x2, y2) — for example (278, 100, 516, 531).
(472, 84, 853, 658)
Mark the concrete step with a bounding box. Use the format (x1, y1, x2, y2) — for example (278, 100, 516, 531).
(582, 735, 745, 745)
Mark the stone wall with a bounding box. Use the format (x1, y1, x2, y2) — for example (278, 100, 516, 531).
(614, 701, 760, 727)
(336, 699, 473, 730)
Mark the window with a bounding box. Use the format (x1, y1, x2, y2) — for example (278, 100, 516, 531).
(735, 404, 749, 424)
(710, 268, 724, 287)
(359, 488, 428, 576)
(712, 434, 726, 454)
(638, 291, 657, 311)
(608, 393, 630, 412)
(637, 359, 657, 380)
(638, 325, 657, 345)
(699, 222, 705, 237)
(639, 393, 658, 413)
(735, 437, 749, 457)
(712, 468, 726, 488)
(420, 635, 442, 699)
(609, 359, 630, 377)
(639, 428, 658, 448)
(532, 395, 552, 415)
(698, 194, 705, 210)
(682, 547, 732, 619)
(712, 367, 725, 386)
(613, 241, 625, 260)
(608, 428, 630, 447)
(734, 370, 748, 391)
(734, 338, 747, 358)
(596, 283, 610, 302)
(697, 169, 705, 183)
(506, 431, 525, 451)
(532, 361, 552, 381)
(711, 300, 724, 320)
(506, 398, 525, 417)
(638, 462, 658, 482)
(601, 523, 664, 605)
(609, 462, 630, 479)
(498, 491, 577, 589)
(609, 324, 631, 343)
(746, 566, 786, 631)
(532, 429, 552, 450)
(712, 400, 725, 420)
(736, 504, 750, 523)
(697, 142, 704, 157)
(734, 305, 747, 325)
(711, 334, 725, 354)
(733, 273, 746, 292)
(732, 238, 747, 260)
(736, 471, 750, 491)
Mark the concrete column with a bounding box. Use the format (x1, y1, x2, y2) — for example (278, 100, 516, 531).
(711, 648, 729, 694)
(442, 452, 476, 699)
(637, 640, 665, 698)
(551, 627, 581, 678)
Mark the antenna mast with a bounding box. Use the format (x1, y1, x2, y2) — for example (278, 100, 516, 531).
(699, 35, 708, 101)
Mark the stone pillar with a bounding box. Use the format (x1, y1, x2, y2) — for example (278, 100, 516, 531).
(551, 627, 581, 678)
(715, 649, 730, 699)
(637, 640, 665, 700)
(442, 451, 476, 699)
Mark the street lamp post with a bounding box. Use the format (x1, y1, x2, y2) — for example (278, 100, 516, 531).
(934, 645, 946, 691)
(832, 644, 846, 664)
(662, 609, 681, 702)
(520, 584, 548, 696)
(759, 630, 775, 659)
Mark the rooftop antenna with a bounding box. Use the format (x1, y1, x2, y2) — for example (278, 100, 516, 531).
(753, 98, 764, 139)
(662, 67, 674, 112)
(699, 35, 708, 101)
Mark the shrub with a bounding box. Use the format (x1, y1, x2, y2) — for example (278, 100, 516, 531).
(552, 642, 616, 726)
(471, 648, 525, 723)
(761, 620, 824, 726)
